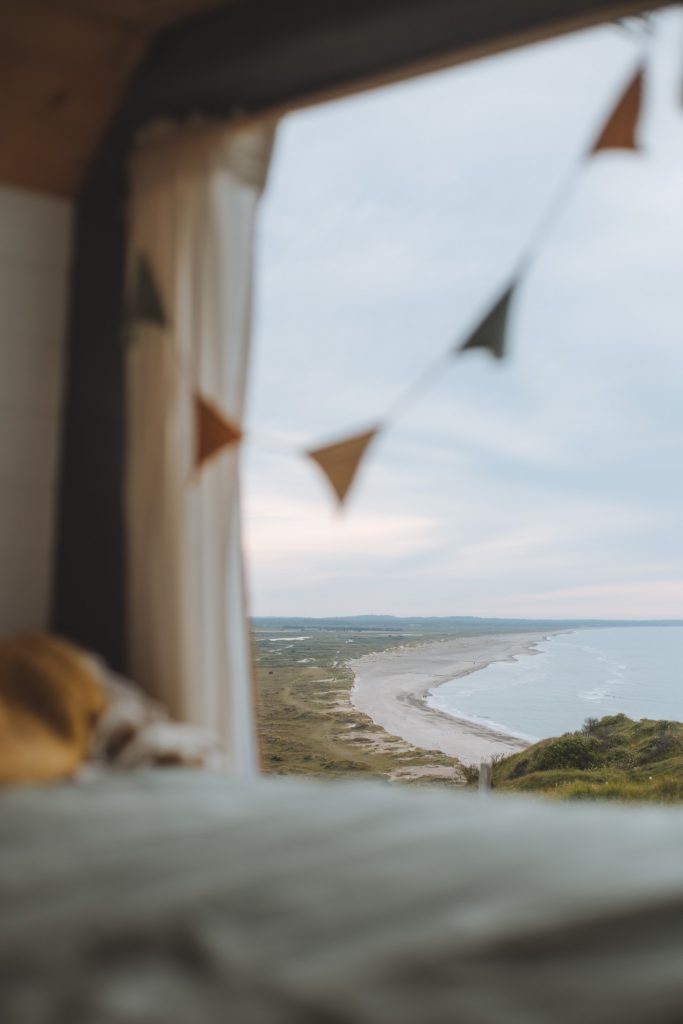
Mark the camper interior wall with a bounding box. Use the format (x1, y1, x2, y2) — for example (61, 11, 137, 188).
(0, 182, 72, 634)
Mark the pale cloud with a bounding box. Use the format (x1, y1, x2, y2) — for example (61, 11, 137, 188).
(492, 581, 683, 620)
(243, 492, 437, 563)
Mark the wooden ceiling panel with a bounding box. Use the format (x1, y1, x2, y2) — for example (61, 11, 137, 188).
(0, 0, 229, 196)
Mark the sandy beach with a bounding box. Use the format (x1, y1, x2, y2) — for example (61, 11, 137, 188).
(350, 632, 556, 765)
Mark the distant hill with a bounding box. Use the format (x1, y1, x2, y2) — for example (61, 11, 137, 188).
(252, 615, 683, 634)
(491, 714, 683, 802)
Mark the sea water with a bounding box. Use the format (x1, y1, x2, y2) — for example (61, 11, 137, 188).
(427, 626, 683, 743)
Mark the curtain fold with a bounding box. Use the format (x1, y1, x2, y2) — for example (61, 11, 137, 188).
(125, 120, 274, 774)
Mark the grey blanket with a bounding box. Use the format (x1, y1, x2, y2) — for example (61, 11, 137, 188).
(2, 771, 683, 1023)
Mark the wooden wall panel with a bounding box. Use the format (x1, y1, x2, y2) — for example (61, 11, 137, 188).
(0, 182, 72, 635)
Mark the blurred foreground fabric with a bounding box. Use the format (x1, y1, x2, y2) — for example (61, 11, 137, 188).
(0, 634, 106, 785)
(2, 771, 683, 1023)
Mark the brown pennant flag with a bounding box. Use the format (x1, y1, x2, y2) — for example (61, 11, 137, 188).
(195, 393, 243, 469)
(592, 66, 644, 153)
(308, 428, 379, 506)
(458, 284, 514, 360)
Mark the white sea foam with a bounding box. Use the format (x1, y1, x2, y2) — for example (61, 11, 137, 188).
(427, 699, 538, 745)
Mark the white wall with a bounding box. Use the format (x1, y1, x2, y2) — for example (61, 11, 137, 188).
(0, 183, 72, 634)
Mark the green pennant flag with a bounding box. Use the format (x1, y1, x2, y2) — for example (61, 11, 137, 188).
(458, 285, 514, 360)
(129, 254, 167, 328)
(308, 427, 379, 506)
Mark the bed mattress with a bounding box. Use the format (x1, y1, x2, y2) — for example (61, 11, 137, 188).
(2, 770, 683, 1023)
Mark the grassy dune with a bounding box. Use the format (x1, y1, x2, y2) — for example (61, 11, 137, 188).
(253, 621, 465, 786)
(492, 714, 683, 802)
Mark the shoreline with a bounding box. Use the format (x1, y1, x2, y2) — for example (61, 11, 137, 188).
(349, 631, 559, 765)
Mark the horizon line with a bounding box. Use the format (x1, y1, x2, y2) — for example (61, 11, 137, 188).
(250, 614, 683, 623)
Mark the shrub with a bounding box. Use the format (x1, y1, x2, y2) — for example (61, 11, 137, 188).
(488, 715, 683, 802)
(639, 730, 680, 764)
(533, 734, 600, 772)
(509, 757, 531, 779)
(461, 762, 480, 785)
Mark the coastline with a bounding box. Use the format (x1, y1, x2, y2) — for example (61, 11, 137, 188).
(349, 631, 558, 765)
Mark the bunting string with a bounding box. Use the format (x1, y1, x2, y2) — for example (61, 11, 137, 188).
(125, 50, 650, 509)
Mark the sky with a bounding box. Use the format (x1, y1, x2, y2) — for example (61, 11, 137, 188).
(242, 9, 683, 620)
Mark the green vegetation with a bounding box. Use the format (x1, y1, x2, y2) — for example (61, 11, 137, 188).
(492, 714, 683, 802)
(253, 620, 466, 787)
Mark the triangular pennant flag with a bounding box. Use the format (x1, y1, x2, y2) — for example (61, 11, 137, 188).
(308, 428, 379, 506)
(592, 66, 644, 153)
(458, 285, 514, 360)
(195, 394, 242, 468)
(129, 254, 167, 328)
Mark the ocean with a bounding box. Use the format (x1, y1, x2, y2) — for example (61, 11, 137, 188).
(427, 626, 683, 743)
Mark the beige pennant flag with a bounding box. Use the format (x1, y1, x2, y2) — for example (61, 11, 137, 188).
(458, 285, 514, 360)
(592, 66, 644, 153)
(195, 394, 242, 469)
(308, 428, 379, 506)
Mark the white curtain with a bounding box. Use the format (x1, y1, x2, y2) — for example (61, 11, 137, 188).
(125, 120, 274, 774)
